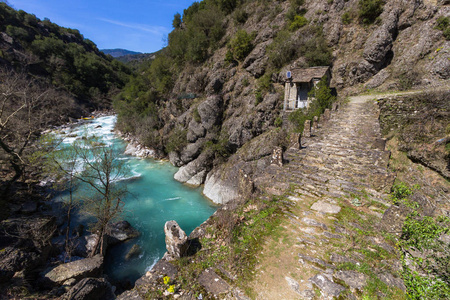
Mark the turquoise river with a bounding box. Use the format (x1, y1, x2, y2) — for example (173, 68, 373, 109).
(55, 115, 217, 283)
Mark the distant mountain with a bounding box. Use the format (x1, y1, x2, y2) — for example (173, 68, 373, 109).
(101, 48, 142, 57)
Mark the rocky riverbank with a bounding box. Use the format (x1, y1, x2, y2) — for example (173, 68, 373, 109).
(116, 90, 450, 299)
(0, 193, 140, 299)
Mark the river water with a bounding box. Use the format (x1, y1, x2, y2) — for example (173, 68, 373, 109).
(55, 115, 217, 282)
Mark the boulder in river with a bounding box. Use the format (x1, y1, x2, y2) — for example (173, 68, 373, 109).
(164, 220, 188, 260)
(108, 220, 140, 245)
(125, 244, 142, 261)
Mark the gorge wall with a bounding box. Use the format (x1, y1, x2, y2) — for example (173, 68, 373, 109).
(115, 0, 450, 204)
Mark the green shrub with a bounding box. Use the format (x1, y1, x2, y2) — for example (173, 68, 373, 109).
(165, 127, 188, 153)
(257, 73, 272, 93)
(205, 136, 231, 159)
(229, 30, 254, 61)
(274, 116, 283, 127)
(443, 28, 450, 40)
(390, 182, 414, 205)
(267, 30, 297, 69)
(288, 108, 308, 133)
(255, 90, 263, 105)
(435, 16, 449, 31)
(435, 17, 450, 40)
(172, 13, 182, 28)
(289, 15, 308, 31)
(301, 31, 332, 67)
(400, 214, 450, 299)
(234, 8, 248, 24)
(290, 0, 305, 8)
(193, 108, 201, 123)
(216, 0, 238, 14)
(286, 8, 297, 22)
(5, 25, 30, 42)
(341, 11, 353, 25)
(224, 49, 234, 63)
(358, 0, 384, 24)
(308, 76, 335, 112)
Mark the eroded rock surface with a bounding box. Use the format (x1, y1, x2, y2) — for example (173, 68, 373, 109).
(44, 255, 103, 285)
(164, 220, 188, 260)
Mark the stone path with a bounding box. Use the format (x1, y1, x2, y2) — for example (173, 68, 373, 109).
(250, 97, 404, 299)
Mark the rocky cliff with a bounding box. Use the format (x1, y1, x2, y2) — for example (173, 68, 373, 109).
(116, 0, 449, 204)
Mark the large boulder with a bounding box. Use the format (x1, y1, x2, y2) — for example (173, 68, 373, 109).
(164, 221, 188, 260)
(61, 277, 115, 300)
(174, 150, 214, 186)
(187, 119, 206, 143)
(0, 216, 56, 281)
(205, 73, 225, 95)
(203, 168, 240, 205)
(108, 221, 140, 245)
(168, 151, 183, 167)
(363, 9, 400, 69)
(44, 255, 103, 285)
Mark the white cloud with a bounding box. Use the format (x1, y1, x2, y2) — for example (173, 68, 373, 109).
(97, 18, 169, 36)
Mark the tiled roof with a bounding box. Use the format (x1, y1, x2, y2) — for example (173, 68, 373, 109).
(287, 66, 330, 82)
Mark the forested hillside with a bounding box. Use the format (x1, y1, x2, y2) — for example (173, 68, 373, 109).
(114, 0, 449, 204)
(0, 2, 130, 108)
(0, 2, 131, 188)
(101, 48, 141, 57)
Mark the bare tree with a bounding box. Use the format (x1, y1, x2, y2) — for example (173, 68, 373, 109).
(0, 71, 45, 182)
(43, 136, 81, 261)
(0, 70, 78, 187)
(70, 136, 129, 256)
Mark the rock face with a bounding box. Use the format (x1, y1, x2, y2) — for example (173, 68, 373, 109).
(123, 140, 155, 158)
(203, 128, 287, 204)
(0, 216, 55, 283)
(174, 150, 213, 186)
(378, 91, 450, 179)
(363, 9, 400, 69)
(203, 169, 240, 204)
(61, 278, 115, 300)
(164, 221, 188, 259)
(44, 255, 103, 285)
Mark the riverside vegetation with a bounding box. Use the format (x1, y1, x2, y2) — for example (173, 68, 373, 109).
(1, 0, 450, 299)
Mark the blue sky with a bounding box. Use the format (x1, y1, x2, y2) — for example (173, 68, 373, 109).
(7, 0, 196, 53)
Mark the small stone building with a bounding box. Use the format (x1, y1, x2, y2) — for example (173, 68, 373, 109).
(284, 66, 331, 110)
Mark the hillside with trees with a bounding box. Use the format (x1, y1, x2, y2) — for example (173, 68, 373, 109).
(114, 0, 449, 201)
(0, 2, 131, 191)
(0, 2, 131, 108)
